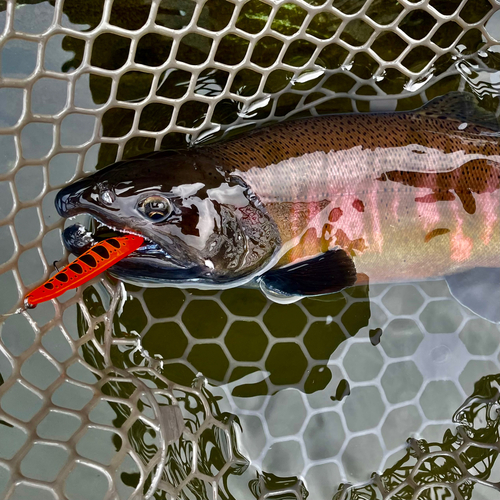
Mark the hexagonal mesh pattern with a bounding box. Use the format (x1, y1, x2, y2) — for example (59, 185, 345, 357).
(1, 0, 500, 499)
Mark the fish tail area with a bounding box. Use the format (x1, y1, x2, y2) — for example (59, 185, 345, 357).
(420, 91, 500, 132)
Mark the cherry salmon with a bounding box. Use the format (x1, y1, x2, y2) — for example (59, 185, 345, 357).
(24, 234, 144, 309)
(53, 93, 500, 322)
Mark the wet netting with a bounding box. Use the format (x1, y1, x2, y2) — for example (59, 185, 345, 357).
(1, 0, 500, 499)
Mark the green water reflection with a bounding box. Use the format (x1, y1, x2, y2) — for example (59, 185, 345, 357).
(109, 284, 370, 395)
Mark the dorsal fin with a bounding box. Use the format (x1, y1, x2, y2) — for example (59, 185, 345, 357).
(418, 92, 500, 131)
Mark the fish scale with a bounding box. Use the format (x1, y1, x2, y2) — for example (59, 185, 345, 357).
(206, 112, 499, 173)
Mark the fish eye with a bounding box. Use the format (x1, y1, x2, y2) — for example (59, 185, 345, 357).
(138, 196, 172, 223)
(99, 188, 115, 206)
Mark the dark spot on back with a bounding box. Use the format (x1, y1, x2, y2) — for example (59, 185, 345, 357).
(44, 282, 54, 290)
(56, 273, 69, 282)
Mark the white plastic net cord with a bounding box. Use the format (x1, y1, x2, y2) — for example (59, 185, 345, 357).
(1, 0, 500, 499)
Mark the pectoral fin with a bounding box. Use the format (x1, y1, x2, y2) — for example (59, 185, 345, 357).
(259, 248, 357, 300)
(445, 268, 500, 323)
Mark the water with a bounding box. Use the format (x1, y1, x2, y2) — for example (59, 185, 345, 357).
(1, 1, 500, 499)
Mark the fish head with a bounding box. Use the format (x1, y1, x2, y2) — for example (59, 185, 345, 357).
(55, 151, 281, 286)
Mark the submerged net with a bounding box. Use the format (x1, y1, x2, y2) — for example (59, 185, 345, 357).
(334, 374, 500, 500)
(1, 0, 500, 499)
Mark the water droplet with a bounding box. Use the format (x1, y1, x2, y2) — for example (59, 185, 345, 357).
(239, 95, 271, 117)
(194, 125, 221, 144)
(292, 69, 325, 85)
(405, 72, 434, 92)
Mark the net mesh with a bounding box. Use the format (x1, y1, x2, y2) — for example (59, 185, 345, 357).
(1, 0, 500, 499)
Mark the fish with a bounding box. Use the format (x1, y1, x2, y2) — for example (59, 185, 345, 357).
(23, 234, 144, 308)
(54, 93, 500, 322)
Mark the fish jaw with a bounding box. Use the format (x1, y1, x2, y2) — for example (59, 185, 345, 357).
(56, 180, 203, 279)
(61, 221, 194, 279)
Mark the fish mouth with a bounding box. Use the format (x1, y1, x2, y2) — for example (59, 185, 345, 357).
(62, 220, 188, 273)
(56, 182, 210, 284)
(56, 180, 185, 269)
(62, 220, 161, 255)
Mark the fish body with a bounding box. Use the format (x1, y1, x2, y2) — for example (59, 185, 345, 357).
(54, 93, 500, 316)
(228, 113, 500, 283)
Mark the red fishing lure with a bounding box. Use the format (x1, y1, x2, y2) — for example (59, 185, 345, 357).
(24, 234, 144, 309)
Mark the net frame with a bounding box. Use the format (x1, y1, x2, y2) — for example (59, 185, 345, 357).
(0, 0, 500, 499)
